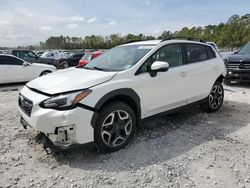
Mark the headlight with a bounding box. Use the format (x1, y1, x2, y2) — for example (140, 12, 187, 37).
(40, 89, 91, 110)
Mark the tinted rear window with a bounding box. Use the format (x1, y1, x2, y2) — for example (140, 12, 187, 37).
(185, 44, 208, 63)
(207, 46, 216, 59)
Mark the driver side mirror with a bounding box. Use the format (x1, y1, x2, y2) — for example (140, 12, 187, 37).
(149, 61, 169, 77)
(23, 62, 30, 66)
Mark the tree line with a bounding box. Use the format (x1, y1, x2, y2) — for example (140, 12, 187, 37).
(4, 14, 249, 50)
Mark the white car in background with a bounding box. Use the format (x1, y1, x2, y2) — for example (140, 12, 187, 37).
(0, 55, 57, 84)
(41, 51, 74, 60)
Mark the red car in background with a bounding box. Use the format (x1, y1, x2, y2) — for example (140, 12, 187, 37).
(78, 51, 103, 66)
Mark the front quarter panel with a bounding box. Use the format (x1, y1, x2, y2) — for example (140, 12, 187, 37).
(81, 71, 143, 114)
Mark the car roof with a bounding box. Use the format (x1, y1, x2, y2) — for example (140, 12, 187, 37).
(122, 40, 161, 46)
(122, 39, 210, 47)
(0, 54, 16, 57)
(0, 54, 25, 61)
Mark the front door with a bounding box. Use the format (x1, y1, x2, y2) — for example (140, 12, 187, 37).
(3, 56, 34, 83)
(136, 43, 189, 118)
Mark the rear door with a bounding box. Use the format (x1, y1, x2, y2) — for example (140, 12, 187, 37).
(183, 43, 219, 103)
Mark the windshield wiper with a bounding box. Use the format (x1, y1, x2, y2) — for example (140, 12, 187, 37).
(84, 66, 109, 71)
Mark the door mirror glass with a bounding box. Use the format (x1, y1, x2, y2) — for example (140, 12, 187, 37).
(23, 62, 30, 66)
(151, 61, 169, 72)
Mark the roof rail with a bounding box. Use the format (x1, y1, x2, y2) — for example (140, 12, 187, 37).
(162, 37, 206, 43)
(122, 39, 144, 45)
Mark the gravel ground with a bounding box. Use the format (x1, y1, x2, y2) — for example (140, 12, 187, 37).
(0, 83, 250, 188)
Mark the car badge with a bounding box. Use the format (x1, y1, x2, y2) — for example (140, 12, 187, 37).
(239, 63, 245, 69)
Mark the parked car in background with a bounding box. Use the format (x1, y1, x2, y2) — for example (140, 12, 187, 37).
(78, 51, 103, 66)
(41, 51, 74, 60)
(58, 52, 85, 68)
(18, 38, 226, 152)
(225, 42, 250, 84)
(36, 51, 45, 57)
(0, 54, 56, 84)
(0, 50, 3, 54)
(11, 49, 59, 68)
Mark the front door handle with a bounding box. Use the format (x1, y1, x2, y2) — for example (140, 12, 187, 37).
(180, 72, 187, 77)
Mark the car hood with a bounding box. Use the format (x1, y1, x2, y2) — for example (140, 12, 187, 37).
(27, 68, 117, 95)
(228, 54, 250, 62)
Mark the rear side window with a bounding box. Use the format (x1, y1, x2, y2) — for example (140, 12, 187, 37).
(21, 51, 37, 59)
(0, 56, 23, 65)
(185, 44, 208, 63)
(207, 46, 216, 59)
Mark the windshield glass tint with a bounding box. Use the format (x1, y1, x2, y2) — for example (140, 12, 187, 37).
(238, 42, 250, 55)
(85, 45, 153, 71)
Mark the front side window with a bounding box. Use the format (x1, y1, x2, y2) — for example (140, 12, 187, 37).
(185, 44, 208, 63)
(84, 45, 153, 71)
(0, 56, 23, 65)
(139, 44, 183, 73)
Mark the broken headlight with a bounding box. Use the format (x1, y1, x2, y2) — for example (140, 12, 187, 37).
(40, 89, 91, 110)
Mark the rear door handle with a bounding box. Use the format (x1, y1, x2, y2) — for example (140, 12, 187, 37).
(180, 72, 187, 77)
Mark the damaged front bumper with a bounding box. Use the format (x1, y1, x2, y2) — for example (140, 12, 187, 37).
(18, 86, 95, 148)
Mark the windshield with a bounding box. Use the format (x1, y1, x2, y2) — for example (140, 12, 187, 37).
(238, 42, 250, 55)
(81, 53, 92, 60)
(84, 45, 153, 71)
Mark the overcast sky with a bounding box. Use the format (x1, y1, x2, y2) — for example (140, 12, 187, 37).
(0, 0, 249, 47)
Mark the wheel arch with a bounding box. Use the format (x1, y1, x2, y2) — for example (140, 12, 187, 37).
(91, 88, 141, 128)
(39, 70, 52, 76)
(215, 74, 225, 83)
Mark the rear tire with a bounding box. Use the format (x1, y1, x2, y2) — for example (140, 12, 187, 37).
(61, 61, 69, 69)
(94, 102, 136, 152)
(201, 81, 224, 112)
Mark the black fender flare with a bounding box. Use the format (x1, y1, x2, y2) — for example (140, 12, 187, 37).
(90, 88, 141, 128)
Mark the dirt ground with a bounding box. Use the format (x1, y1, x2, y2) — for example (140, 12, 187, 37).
(0, 83, 250, 188)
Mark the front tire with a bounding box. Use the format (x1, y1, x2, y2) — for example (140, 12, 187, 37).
(201, 81, 224, 112)
(94, 102, 136, 152)
(39, 70, 51, 77)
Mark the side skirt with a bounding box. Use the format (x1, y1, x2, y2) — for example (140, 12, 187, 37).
(139, 97, 208, 125)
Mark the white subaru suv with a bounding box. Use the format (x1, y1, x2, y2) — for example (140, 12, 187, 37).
(18, 38, 227, 152)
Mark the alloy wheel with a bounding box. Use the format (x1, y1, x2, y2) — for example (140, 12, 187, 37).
(209, 85, 223, 110)
(101, 110, 132, 147)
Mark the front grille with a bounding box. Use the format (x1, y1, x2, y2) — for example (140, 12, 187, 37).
(18, 94, 33, 117)
(227, 62, 250, 70)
